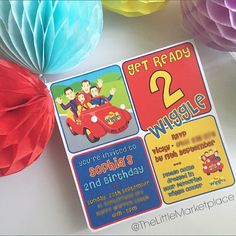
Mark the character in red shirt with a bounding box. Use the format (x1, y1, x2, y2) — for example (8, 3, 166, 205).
(81, 79, 103, 102)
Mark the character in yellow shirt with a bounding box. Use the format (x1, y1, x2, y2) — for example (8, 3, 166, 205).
(76, 92, 95, 121)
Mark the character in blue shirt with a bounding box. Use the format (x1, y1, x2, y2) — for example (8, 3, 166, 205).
(90, 86, 116, 106)
(214, 150, 221, 161)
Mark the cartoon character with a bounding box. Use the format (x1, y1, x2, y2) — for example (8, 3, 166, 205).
(81, 79, 103, 102)
(200, 154, 207, 163)
(56, 87, 78, 119)
(204, 151, 210, 162)
(90, 86, 116, 106)
(201, 150, 224, 175)
(208, 149, 215, 161)
(66, 96, 131, 143)
(76, 91, 94, 117)
(214, 151, 221, 161)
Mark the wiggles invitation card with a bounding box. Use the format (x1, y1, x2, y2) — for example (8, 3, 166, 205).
(48, 41, 234, 231)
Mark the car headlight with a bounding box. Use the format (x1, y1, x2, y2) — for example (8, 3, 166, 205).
(203, 166, 208, 170)
(91, 115, 98, 123)
(120, 104, 126, 110)
(217, 162, 221, 166)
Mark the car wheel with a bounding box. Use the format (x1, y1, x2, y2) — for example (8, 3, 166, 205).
(67, 124, 78, 135)
(85, 128, 100, 143)
(207, 173, 210, 176)
(219, 169, 222, 172)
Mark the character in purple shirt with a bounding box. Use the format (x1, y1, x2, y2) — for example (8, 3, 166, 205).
(56, 87, 78, 118)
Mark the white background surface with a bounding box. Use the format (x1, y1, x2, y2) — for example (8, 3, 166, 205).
(1, 1, 236, 235)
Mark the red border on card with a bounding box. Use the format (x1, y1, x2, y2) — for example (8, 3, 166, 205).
(122, 42, 212, 131)
(72, 137, 163, 230)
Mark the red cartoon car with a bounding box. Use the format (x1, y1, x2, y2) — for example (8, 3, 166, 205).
(203, 159, 224, 175)
(66, 96, 132, 143)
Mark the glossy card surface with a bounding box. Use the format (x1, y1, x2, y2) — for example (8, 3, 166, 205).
(49, 41, 234, 231)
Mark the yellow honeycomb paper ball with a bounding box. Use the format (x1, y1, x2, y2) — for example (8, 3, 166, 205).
(103, 0, 168, 17)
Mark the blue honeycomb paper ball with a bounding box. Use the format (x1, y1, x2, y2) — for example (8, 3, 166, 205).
(0, 0, 103, 74)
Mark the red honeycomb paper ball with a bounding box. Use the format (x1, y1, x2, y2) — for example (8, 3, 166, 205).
(0, 59, 55, 176)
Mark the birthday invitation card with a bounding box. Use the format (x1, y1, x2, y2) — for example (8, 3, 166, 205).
(48, 41, 234, 231)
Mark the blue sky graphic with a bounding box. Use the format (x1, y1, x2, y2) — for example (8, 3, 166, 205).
(53, 65, 122, 87)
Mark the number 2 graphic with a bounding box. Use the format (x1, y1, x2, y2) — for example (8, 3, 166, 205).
(149, 70, 184, 109)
